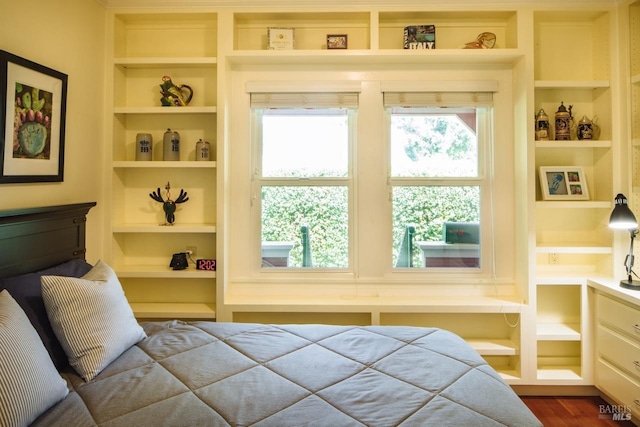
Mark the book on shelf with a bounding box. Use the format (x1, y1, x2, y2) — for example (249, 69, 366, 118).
(403, 25, 436, 49)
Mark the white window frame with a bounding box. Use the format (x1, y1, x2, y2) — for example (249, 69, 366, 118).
(231, 77, 511, 288)
(249, 92, 358, 277)
(385, 105, 494, 275)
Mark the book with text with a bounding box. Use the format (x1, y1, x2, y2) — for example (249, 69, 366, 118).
(403, 25, 436, 49)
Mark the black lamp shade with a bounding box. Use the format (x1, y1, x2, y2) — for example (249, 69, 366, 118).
(609, 193, 638, 230)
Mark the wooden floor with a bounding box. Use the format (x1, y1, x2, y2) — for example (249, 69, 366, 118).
(521, 396, 636, 426)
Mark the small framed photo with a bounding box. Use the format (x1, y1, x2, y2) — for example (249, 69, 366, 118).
(327, 34, 348, 49)
(539, 166, 589, 200)
(267, 27, 295, 50)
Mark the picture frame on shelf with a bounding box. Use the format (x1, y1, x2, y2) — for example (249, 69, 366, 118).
(0, 50, 68, 183)
(267, 27, 295, 50)
(539, 166, 589, 201)
(327, 34, 348, 49)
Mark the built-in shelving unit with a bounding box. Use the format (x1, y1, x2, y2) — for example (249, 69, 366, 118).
(100, 1, 635, 389)
(106, 12, 218, 320)
(536, 284, 583, 381)
(531, 9, 615, 385)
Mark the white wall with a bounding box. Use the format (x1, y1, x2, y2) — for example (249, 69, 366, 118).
(0, 0, 106, 261)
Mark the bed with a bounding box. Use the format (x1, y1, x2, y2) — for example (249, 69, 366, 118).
(0, 203, 541, 427)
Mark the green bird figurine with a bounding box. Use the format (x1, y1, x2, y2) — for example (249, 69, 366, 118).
(159, 75, 193, 106)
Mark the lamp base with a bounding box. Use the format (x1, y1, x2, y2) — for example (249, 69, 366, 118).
(620, 280, 640, 290)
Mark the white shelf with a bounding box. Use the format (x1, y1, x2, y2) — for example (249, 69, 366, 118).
(226, 49, 524, 67)
(467, 339, 518, 356)
(536, 366, 582, 381)
(534, 80, 610, 89)
(537, 323, 581, 341)
(225, 293, 525, 313)
(114, 57, 217, 68)
(535, 140, 611, 149)
(113, 223, 216, 233)
(130, 302, 216, 320)
(535, 244, 612, 254)
(116, 265, 215, 279)
(535, 200, 610, 209)
(497, 369, 521, 381)
(114, 106, 217, 114)
(113, 161, 216, 168)
(535, 276, 587, 285)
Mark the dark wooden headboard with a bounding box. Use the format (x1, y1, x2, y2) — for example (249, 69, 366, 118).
(0, 202, 96, 279)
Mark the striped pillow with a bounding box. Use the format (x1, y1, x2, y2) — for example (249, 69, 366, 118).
(41, 260, 146, 381)
(0, 290, 68, 427)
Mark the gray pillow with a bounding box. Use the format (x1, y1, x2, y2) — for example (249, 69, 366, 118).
(0, 290, 69, 427)
(41, 260, 146, 381)
(0, 259, 93, 370)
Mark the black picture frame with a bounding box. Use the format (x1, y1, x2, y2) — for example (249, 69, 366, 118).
(0, 50, 68, 183)
(327, 34, 348, 49)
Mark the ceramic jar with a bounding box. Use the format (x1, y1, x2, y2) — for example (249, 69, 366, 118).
(135, 133, 153, 161)
(163, 128, 180, 161)
(195, 139, 211, 161)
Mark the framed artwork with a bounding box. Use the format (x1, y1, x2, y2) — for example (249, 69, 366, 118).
(327, 34, 348, 49)
(267, 27, 295, 50)
(0, 50, 67, 183)
(539, 166, 589, 200)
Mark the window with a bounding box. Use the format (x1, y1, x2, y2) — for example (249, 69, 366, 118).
(385, 91, 493, 270)
(251, 92, 357, 269)
(245, 82, 498, 280)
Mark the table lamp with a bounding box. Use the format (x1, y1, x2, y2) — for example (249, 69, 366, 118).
(609, 193, 640, 289)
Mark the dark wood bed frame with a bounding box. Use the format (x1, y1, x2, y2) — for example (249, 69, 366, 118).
(0, 202, 96, 279)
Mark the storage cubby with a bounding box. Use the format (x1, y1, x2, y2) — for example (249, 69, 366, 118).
(533, 11, 610, 81)
(113, 65, 217, 109)
(537, 341, 582, 380)
(123, 278, 216, 320)
(533, 86, 611, 142)
(536, 285, 583, 380)
(534, 145, 612, 202)
(112, 114, 217, 162)
(377, 11, 518, 50)
(233, 12, 371, 51)
(113, 13, 217, 58)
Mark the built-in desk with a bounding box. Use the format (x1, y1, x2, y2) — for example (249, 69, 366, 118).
(416, 241, 480, 267)
(588, 278, 640, 423)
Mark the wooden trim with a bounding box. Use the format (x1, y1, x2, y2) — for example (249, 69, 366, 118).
(0, 202, 96, 278)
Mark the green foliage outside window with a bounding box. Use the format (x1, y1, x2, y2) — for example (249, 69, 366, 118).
(262, 186, 348, 268)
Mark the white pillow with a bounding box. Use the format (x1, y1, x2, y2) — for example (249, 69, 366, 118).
(41, 260, 146, 381)
(0, 290, 68, 427)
